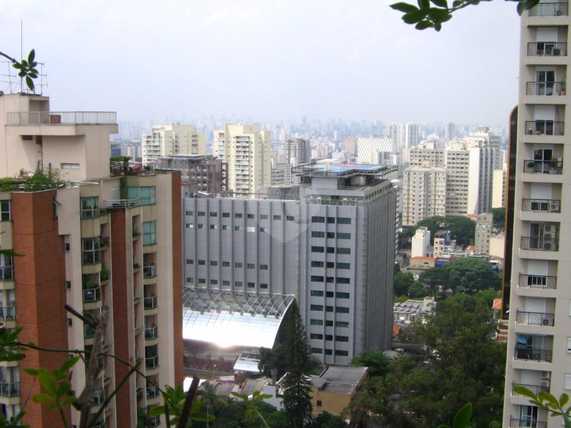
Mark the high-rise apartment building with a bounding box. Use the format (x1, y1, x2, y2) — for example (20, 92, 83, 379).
(493, 168, 507, 208)
(183, 163, 396, 366)
(0, 93, 183, 427)
(142, 124, 207, 165)
(503, 3, 571, 427)
(155, 155, 227, 195)
(356, 138, 397, 165)
(409, 141, 446, 168)
(474, 212, 493, 255)
(402, 168, 447, 226)
(224, 124, 272, 194)
(212, 129, 225, 160)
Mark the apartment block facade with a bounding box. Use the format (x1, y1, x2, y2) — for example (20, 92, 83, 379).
(401, 167, 447, 226)
(183, 164, 396, 366)
(503, 2, 571, 427)
(141, 124, 207, 166)
(154, 155, 227, 195)
(0, 93, 183, 427)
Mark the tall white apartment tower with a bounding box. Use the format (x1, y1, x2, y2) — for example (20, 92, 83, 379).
(224, 124, 272, 194)
(503, 2, 571, 427)
(141, 124, 207, 165)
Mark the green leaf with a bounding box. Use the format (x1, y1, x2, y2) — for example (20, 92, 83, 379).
(403, 10, 425, 23)
(513, 385, 537, 400)
(431, 0, 448, 7)
(60, 356, 80, 372)
(32, 393, 53, 404)
(415, 21, 433, 29)
(28, 50, 35, 63)
(418, 0, 430, 10)
(453, 402, 472, 428)
(391, 2, 420, 13)
(25, 77, 34, 91)
(561, 393, 570, 408)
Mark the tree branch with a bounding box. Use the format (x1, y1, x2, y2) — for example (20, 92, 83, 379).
(177, 377, 199, 428)
(0, 51, 17, 63)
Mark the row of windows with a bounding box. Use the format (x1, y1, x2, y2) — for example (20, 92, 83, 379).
(311, 216, 351, 224)
(310, 319, 349, 327)
(188, 211, 296, 222)
(310, 305, 350, 313)
(187, 224, 279, 233)
(310, 290, 350, 299)
(310, 334, 349, 342)
(311, 261, 351, 270)
(310, 348, 349, 356)
(187, 260, 269, 270)
(311, 246, 351, 255)
(0, 200, 11, 222)
(311, 231, 351, 239)
(310, 276, 351, 284)
(186, 278, 269, 289)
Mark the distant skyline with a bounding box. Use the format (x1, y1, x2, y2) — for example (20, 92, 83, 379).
(2, 0, 519, 126)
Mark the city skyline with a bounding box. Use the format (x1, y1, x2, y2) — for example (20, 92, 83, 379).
(3, 0, 518, 125)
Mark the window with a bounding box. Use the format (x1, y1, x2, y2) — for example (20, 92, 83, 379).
(325, 349, 332, 355)
(186, 277, 193, 283)
(222, 261, 230, 267)
(210, 261, 218, 266)
(310, 333, 323, 340)
(222, 225, 228, 230)
(335, 336, 349, 342)
(273, 215, 281, 220)
(311, 290, 324, 296)
(337, 263, 350, 270)
(337, 248, 351, 255)
(247, 263, 255, 269)
(235, 213, 242, 218)
(336, 306, 350, 313)
(235, 281, 243, 288)
(185, 210, 193, 216)
(311, 261, 324, 268)
(337, 277, 350, 284)
(210, 225, 217, 230)
(325, 334, 333, 340)
(316, 400, 322, 407)
(311, 305, 324, 311)
(335, 350, 349, 356)
(235, 262, 243, 268)
(222, 280, 230, 287)
(210, 212, 218, 217)
(0, 200, 10, 222)
(260, 264, 268, 270)
(82, 238, 101, 265)
(198, 260, 206, 265)
(326, 277, 334, 283)
(311, 348, 323, 354)
(326, 306, 334, 312)
(310, 319, 323, 326)
(325, 320, 334, 326)
(326, 262, 334, 268)
(336, 292, 350, 299)
(143, 221, 157, 245)
(337, 233, 351, 240)
(312, 231, 325, 238)
(186, 259, 194, 264)
(311, 275, 324, 282)
(247, 282, 255, 288)
(336, 321, 349, 327)
(128, 186, 156, 205)
(80, 197, 98, 219)
(197, 224, 204, 229)
(260, 214, 269, 220)
(338, 217, 351, 224)
(311, 246, 324, 253)
(260, 283, 268, 289)
(234, 225, 240, 231)
(185, 223, 194, 229)
(210, 279, 218, 285)
(312, 216, 325, 223)
(327, 247, 335, 254)
(327, 232, 335, 239)
(327, 217, 335, 224)
(260, 227, 266, 232)
(565, 374, 571, 390)
(222, 212, 230, 218)
(287, 216, 295, 221)
(326, 291, 334, 297)
(196, 211, 205, 217)
(198, 278, 206, 284)
(0, 254, 14, 281)
(247, 214, 255, 219)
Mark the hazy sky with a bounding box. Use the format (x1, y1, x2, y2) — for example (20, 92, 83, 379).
(2, 0, 520, 125)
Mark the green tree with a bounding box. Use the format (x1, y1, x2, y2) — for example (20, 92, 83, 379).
(420, 257, 501, 293)
(352, 351, 390, 378)
(309, 412, 347, 428)
(514, 386, 571, 428)
(390, 0, 540, 32)
(492, 208, 505, 231)
(414, 216, 476, 247)
(394, 271, 416, 297)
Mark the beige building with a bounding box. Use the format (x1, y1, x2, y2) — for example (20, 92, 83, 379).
(402, 167, 447, 226)
(411, 227, 432, 258)
(223, 124, 272, 194)
(493, 168, 507, 208)
(503, 3, 571, 427)
(0, 93, 183, 427)
(475, 212, 494, 255)
(142, 124, 207, 165)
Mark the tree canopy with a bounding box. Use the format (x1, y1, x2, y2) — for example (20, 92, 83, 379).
(414, 216, 476, 247)
(420, 257, 501, 293)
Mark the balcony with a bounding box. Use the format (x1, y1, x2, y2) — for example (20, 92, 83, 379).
(519, 274, 557, 289)
(512, 382, 550, 395)
(146, 385, 160, 400)
(514, 347, 553, 362)
(143, 265, 157, 279)
(528, 42, 568, 56)
(0, 267, 13, 281)
(6, 111, 117, 126)
(144, 296, 157, 310)
(526, 82, 566, 96)
(145, 355, 159, 370)
(523, 160, 563, 175)
(0, 382, 19, 398)
(521, 236, 559, 251)
(509, 417, 547, 428)
(529, 2, 569, 16)
(145, 326, 158, 341)
(0, 306, 16, 321)
(516, 311, 555, 327)
(525, 121, 564, 136)
(521, 199, 561, 213)
(83, 287, 101, 304)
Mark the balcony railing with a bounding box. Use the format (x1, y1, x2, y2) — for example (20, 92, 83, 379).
(143, 265, 157, 279)
(0, 266, 13, 281)
(0, 382, 20, 398)
(519, 274, 557, 289)
(526, 82, 566, 96)
(145, 356, 159, 370)
(525, 120, 564, 136)
(516, 310, 555, 327)
(529, 2, 569, 16)
(0, 306, 16, 321)
(6, 111, 117, 126)
(515, 347, 553, 362)
(80, 208, 101, 220)
(83, 287, 101, 304)
(528, 42, 568, 56)
(509, 416, 547, 428)
(146, 385, 160, 400)
(145, 326, 158, 340)
(523, 160, 563, 175)
(512, 382, 549, 395)
(522, 199, 561, 212)
(521, 236, 559, 251)
(144, 296, 157, 310)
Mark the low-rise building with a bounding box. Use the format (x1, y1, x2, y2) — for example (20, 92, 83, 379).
(393, 297, 436, 326)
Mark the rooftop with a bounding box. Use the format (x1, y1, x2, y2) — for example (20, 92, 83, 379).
(293, 161, 394, 178)
(310, 366, 368, 395)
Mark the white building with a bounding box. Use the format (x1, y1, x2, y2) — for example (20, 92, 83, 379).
(475, 212, 494, 255)
(142, 124, 207, 165)
(213, 129, 226, 159)
(394, 297, 436, 326)
(402, 167, 447, 226)
(492, 168, 507, 208)
(356, 137, 396, 165)
(411, 227, 432, 258)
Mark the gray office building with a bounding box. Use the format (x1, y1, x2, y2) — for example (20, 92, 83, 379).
(183, 163, 396, 365)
